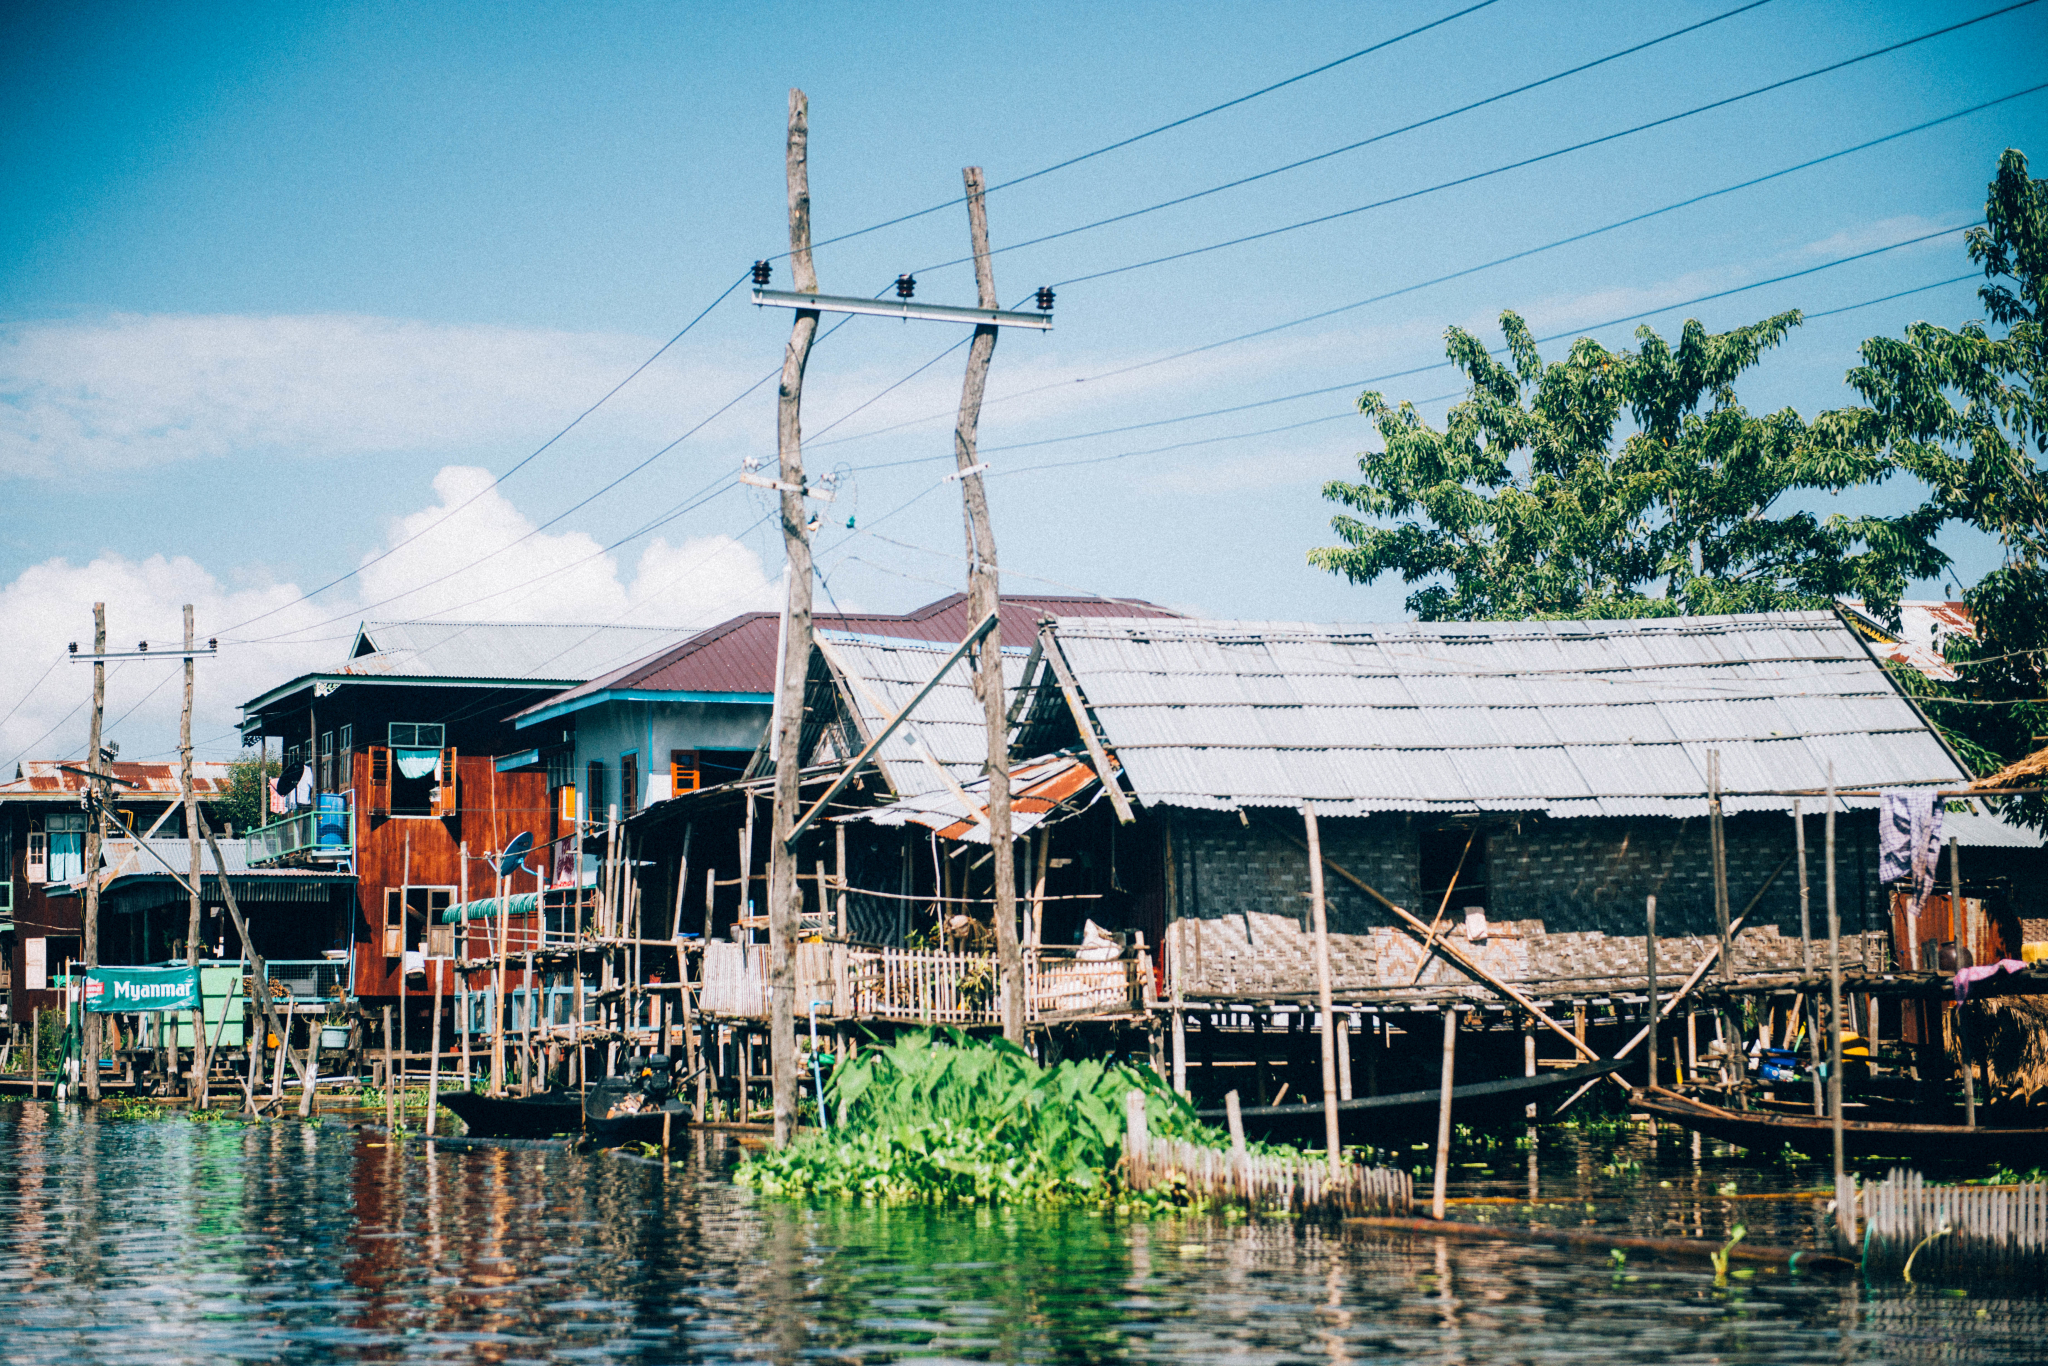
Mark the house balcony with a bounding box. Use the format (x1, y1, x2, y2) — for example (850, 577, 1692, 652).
(244, 803, 354, 869)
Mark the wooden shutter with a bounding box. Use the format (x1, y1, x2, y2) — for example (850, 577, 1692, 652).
(26, 828, 47, 884)
(382, 888, 404, 957)
(671, 750, 700, 794)
(367, 746, 390, 815)
(620, 753, 638, 817)
(557, 784, 578, 825)
(433, 748, 458, 817)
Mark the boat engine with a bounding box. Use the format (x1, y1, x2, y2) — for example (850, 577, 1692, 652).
(636, 1053, 676, 1105)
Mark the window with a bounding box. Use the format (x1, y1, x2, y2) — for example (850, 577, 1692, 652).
(382, 886, 454, 956)
(388, 722, 445, 749)
(1418, 828, 1488, 913)
(586, 760, 607, 819)
(338, 724, 353, 788)
(671, 749, 701, 794)
(620, 752, 639, 817)
(46, 812, 86, 884)
(319, 730, 335, 792)
(382, 733, 450, 817)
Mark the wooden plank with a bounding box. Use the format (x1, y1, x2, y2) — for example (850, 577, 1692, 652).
(1039, 628, 1134, 825)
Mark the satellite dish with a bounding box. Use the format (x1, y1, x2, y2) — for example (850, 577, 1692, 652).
(497, 831, 534, 877)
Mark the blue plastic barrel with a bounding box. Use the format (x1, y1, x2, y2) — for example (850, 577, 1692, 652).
(316, 792, 347, 848)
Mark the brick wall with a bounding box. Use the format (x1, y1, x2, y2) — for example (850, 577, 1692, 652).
(1167, 807, 1889, 997)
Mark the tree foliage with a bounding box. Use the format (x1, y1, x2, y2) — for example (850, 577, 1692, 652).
(1311, 308, 1944, 622)
(1838, 148, 2048, 816)
(216, 754, 278, 834)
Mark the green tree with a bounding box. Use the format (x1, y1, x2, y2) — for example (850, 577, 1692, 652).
(216, 753, 278, 833)
(1312, 310, 1945, 621)
(1836, 148, 2047, 817)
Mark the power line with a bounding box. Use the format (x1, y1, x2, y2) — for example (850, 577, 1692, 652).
(1050, 0, 2041, 289)
(793, 0, 1509, 259)
(806, 82, 2045, 456)
(911, 0, 1781, 276)
(222, 271, 751, 636)
(834, 224, 1981, 473)
(0, 655, 62, 736)
(834, 244, 1979, 500)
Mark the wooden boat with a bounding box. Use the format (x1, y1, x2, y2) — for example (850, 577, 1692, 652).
(1635, 1088, 2048, 1165)
(581, 1077, 689, 1148)
(439, 1089, 585, 1140)
(1196, 1057, 1627, 1146)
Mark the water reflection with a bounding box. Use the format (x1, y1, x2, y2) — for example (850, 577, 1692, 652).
(1, 1100, 2042, 1364)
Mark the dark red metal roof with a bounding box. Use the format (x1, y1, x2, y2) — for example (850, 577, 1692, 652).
(1, 759, 232, 798)
(515, 593, 1177, 719)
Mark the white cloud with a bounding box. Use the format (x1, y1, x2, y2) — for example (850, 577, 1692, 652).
(0, 465, 779, 768)
(0, 312, 762, 478)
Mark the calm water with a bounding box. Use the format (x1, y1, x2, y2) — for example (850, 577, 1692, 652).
(1, 1101, 2041, 1364)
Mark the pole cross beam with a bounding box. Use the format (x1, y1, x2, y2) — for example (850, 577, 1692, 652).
(751, 288, 1052, 329)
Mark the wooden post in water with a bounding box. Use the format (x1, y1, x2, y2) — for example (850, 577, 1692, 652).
(382, 1004, 396, 1133)
(491, 862, 509, 1095)
(427, 962, 443, 1136)
(1796, 799, 1824, 1116)
(1952, 835, 1974, 1129)
(1337, 1012, 1352, 1102)
(29, 1009, 39, 1099)
(1825, 765, 1851, 1244)
(1302, 807, 1342, 1178)
(1523, 1021, 1536, 1121)
(1645, 895, 1659, 1091)
(1432, 1008, 1456, 1221)
(1708, 750, 1738, 1097)
(1224, 1089, 1248, 1197)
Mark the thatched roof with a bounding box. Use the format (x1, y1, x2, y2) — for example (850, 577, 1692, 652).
(1971, 744, 2048, 789)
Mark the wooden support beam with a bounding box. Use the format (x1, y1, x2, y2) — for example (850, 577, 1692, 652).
(1258, 817, 1598, 1066)
(1039, 627, 1134, 824)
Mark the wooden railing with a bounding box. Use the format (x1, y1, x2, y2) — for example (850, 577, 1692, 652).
(695, 940, 1151, 1024)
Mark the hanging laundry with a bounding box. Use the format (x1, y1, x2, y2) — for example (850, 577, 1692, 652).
(292, 766, 313, 810)
(272, 760, 304, 813)
(1879, 789, 1944, 937)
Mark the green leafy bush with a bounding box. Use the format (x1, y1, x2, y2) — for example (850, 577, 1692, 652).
(738, 1029, 1222, 1206)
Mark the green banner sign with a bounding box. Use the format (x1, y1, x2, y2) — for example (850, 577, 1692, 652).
(84, 965, 201, 1014)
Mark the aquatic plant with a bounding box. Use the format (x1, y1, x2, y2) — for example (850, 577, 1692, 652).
(738, 1029, 1223, 1207)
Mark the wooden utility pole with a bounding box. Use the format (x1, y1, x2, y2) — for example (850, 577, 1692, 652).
(768, 87, 822, 1148)
(83, 603, 107, 1102)
(952, 166, 1023, 1043)
(181, 604, 208, 1102)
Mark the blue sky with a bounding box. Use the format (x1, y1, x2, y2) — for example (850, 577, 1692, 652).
(2, 0, 2044, 764)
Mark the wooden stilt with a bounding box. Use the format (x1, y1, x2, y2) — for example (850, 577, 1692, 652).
(1432, 1009, 1457, 1221)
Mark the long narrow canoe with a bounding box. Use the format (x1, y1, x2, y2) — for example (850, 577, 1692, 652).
(439, 1089, 585, 1139)
(1196, 1057, 1627, 1145)
(1635, 1088, 2048, 1165)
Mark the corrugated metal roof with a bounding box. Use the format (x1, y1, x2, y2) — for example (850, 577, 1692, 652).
(1044, 611, 1969, 818)
(0, 760, 232, 800)
(48, 835, 355, 894)
(344, 620, 688, 684)
(511, 593, 1178, 723)
(814, 631, 1036, 803)
(1943, 809, 2046, 849)
(840, 751, 1105, 844)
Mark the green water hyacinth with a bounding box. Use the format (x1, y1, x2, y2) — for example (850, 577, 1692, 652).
(737, 1029, 1221, 1206)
